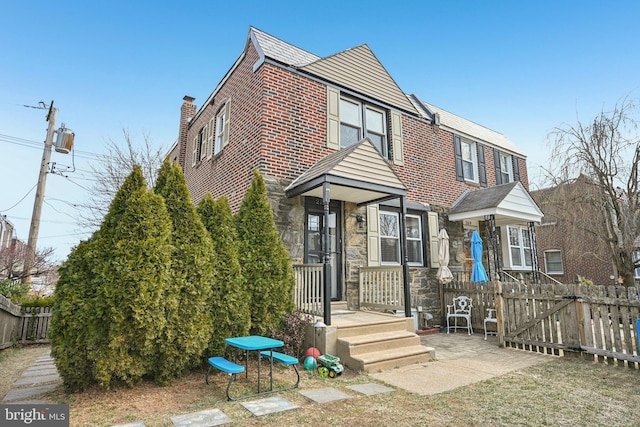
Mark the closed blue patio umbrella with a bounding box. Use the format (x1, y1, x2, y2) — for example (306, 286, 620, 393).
(470, 230, 489, 282)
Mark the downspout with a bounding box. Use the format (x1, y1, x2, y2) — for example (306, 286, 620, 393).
(400, 196, 412, 318)
(323, 182, 332, 326)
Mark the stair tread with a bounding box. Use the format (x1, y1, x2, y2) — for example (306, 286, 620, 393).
(353, 345, 432, 364)
(338, 330, 417, 345)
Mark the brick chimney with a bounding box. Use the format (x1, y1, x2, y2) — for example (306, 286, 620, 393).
(177, 95, 196, 172)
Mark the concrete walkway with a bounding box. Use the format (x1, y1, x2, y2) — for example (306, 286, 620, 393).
(371, 331, 555, 395)
(2, 348, 62, 404)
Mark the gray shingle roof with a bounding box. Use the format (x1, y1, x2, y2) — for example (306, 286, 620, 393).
(410, 95, 525, 157)
(251, 27, 319, 67)
(449, 182, 519, 215)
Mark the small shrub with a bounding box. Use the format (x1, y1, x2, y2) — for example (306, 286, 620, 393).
(16, 295, 55, 308)
(270, 310, 312, 359)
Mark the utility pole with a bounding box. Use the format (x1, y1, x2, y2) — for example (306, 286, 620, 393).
(23, 101, 57, 283)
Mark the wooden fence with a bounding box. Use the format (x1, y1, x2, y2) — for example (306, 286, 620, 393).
(443, 280, 496, 331)
(16, 306, 52, 344)
(0, 296, 52, 348)
(444, 280, 640, 368)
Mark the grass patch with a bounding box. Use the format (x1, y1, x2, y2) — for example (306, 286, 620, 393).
(4, 346, 640, 426)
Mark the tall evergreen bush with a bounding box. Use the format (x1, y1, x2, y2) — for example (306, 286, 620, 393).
(92, 187, 172, 388)
(197, 194, 250, 356)
(49, 239, 98, 391)
(154, 160, 215, 383)
(235, 170, 295, 335)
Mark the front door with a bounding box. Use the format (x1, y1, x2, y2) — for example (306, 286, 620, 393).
(305, 198, 342, 300)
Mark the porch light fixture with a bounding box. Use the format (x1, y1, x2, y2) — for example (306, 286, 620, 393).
(355, 214, 366, 229)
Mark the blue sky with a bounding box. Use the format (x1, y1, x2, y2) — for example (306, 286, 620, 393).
(1, 0, 639, 261)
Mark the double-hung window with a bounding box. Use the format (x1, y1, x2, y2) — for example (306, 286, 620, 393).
(503, 226, 533, 269)
(544, 250, 563, 274)
(339, 98, 387, 156)
(379, 212, 400, 264)
(460, 139, 478, 181)
(406, 214, 424, 266)
(214, 107, 226, 156)
(498, 152, 513, 183)
(378, 211, 424, 265)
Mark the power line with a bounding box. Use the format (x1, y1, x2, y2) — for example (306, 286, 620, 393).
(0, 183, 38, 212)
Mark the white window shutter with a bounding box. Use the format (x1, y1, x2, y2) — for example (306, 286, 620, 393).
(208, 118, 214, 159)
(202, 124, 208, 161)
(427, 212, 440, 268)
(191, 136, 198, 167)
(223, 100, 231, 147)
(391, 111, 404, 166)
(366, 205, 380, 266)
(327, 86, 340, 150)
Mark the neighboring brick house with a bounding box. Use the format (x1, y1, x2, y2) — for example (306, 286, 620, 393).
(531, 175, 637, 285)
(169, 27, 543, 324)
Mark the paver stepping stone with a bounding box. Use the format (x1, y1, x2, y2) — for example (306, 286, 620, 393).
(240, 396, 299, 417)
(347, 383, 395, 395)
(2, 384, 59, 402)
(298, 387, 351, 403)
(171, 408, 231, 426)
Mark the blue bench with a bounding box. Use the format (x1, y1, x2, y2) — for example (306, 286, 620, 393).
(205, 356, 245, 400)
(259, 351, 300, 390)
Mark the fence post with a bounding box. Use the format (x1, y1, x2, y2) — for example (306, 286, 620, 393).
(563, 283, 583, 359)
(494, 280, 505, 347)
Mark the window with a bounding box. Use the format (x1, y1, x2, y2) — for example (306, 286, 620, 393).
(503, 226, 533, 269)
(340, 98, 387, 156)
(634, 252, 640, 279)
(454, 136, 487, 186)
(379, 212, 399, 264)
(378, 211, 424, 265)
(498, 152, 513, 183)
(406, 214, 424, 265)
(460, 139, 477, 181)
(214, 107, 226, 156)
(544, 250, 563, 274)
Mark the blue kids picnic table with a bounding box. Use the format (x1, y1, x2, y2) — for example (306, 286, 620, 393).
(225, 335, 284, 394)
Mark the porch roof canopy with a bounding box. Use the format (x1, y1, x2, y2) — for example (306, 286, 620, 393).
(285, 138, 407, 205)
(448, 181, 544, 226)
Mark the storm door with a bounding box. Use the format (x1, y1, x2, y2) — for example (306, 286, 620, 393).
(304, 198, 342, 300)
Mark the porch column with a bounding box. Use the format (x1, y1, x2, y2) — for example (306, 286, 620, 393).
(322, 182, 332, 326)
(399, 196, 411, 318)
(484, 214, 500, 280)
(528, 221, 540, 283)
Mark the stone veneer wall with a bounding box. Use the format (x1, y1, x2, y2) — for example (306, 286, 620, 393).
(265, 177, 467, 327)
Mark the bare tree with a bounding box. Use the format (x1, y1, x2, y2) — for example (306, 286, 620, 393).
(78, 130, 165, 228)
(542, 97, 640, 286)
(0, 240, 56, 283)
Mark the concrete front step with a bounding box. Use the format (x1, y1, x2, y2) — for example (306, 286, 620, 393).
(338, 330, 421, 356)
(337, 317, 410, 338)
(349, 345, 434, 372)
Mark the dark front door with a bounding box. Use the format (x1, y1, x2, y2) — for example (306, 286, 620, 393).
(305, 198, 342, 300)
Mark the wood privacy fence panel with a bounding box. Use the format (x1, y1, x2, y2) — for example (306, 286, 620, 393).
(0, 294, 21, 349)
(443, 281, 497, 331)
(498, 282, 640, 367)
(16, 307, 52, 344)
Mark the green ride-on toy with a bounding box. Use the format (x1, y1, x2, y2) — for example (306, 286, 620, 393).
(316, 354, 344, 378)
